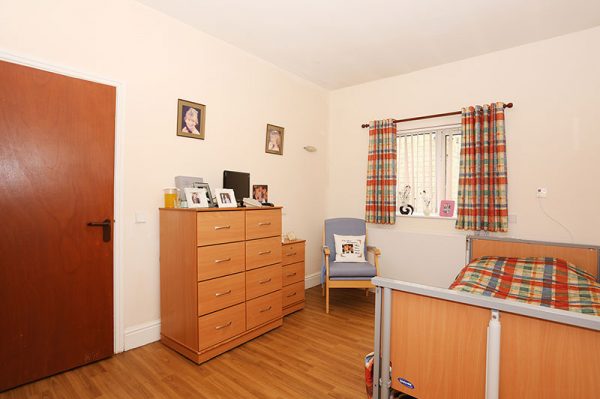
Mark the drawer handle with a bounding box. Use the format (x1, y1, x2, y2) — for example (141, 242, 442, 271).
(286, 253, 297, 257)
(259, 306, 272, 313)
(258, 222, 271, 226)
(214, 258, 231, 263)
(259, 278, 272, 284)
(215, 321, 232, 330)
(286, 272, 297, 277)
(214, 225, 231, 230)
(215, 290, 232, 297)
(287, 292, 297, 298)
(258, 250, 272, 255)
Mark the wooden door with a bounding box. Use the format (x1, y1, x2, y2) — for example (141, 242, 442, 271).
(0, 60, 116, 391)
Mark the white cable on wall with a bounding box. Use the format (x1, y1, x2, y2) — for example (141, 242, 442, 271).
(537, 198, 574, 242)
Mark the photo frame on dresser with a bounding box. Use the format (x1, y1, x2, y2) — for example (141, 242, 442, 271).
(184, 187, 209, 208)
(193, 182, 215, 207)
(215, 188, 237, 208)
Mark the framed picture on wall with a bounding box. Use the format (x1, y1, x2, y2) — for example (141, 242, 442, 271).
(177, 99, 206, 140)
(439, 200, 456, 217)
(265, 124, 284, 155)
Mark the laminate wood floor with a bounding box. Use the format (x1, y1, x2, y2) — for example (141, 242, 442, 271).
(2, 286, 375, 399)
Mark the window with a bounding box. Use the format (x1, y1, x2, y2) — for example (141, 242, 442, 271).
(397, 127, 461, 215)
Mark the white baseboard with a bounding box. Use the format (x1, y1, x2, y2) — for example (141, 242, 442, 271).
(124, 319, 161, 351)
(305, 271, 321, 289)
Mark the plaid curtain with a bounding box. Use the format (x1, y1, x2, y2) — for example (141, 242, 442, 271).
(365, 119, 397, 224)
(455, 103, 508, 232)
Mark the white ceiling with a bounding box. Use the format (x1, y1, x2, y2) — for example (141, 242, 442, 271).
(136, 0, 600, 89)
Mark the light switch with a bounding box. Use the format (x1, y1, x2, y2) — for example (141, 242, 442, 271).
(536, 187, 547, 198)
(135, 212, 147, 223)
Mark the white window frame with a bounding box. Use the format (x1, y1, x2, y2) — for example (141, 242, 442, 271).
(396, 124, 461, 216)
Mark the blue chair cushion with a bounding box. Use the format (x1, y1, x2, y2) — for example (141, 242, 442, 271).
(329, 261, 376, 280)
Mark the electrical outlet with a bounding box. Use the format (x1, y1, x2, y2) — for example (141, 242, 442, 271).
(536, 187, 547, 198)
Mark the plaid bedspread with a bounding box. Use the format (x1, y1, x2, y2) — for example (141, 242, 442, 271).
(450, 256, 600, 316)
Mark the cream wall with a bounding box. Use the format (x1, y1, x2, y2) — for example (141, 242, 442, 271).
(328, 27, 600, 287)
(0, 0, 329, 345)
(2, 0, 599, 350)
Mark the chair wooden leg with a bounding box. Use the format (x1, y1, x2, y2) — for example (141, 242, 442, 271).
(326, 282, 330, 314)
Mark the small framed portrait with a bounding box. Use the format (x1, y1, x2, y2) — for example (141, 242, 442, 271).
(252, 184, 268, 204)
(177, 99, 206, 140)
(215, 188, 237, 208)
(193, 182, 214, 207)
(265, 124, 284, 155)
(184, 187, 209, 208)
(439, 200, 456, 217)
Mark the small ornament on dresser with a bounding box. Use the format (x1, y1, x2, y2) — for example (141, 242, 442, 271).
(398, 185, 414, 215)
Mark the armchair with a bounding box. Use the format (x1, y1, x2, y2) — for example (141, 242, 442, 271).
(322, 218, 381, 313)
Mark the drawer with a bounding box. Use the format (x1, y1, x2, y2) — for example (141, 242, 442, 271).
(198, 303, 245, 350)
(246, 264, 282, 300)
(197, 241, 245, 281)
(197, 273, 245, 316)
(246, 290, 282, 330)
(245, 209, 282, 240)
(282, 242, 305, 265)
(282, 281, 305, 308)
(246, 236, 282, 270)
(282, 262, 304, 286)
(197, 211, 245, 246)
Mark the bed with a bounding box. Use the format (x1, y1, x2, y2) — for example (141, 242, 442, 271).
(371, 236, 600, 399)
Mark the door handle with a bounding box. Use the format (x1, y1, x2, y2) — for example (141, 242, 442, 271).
(87, 219, 112, 243)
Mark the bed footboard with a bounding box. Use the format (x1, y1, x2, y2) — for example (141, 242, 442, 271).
(372, 277, 600, 399)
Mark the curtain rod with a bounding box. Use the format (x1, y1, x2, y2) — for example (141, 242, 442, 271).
(361, 102, 513, 128)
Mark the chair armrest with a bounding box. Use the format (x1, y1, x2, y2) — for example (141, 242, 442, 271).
(367, 246, 381, 256)
(323, 245, 331, 280)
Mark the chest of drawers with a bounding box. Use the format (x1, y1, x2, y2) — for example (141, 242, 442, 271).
(281, 239, 306, 316)
(160, 207, 283, 363)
